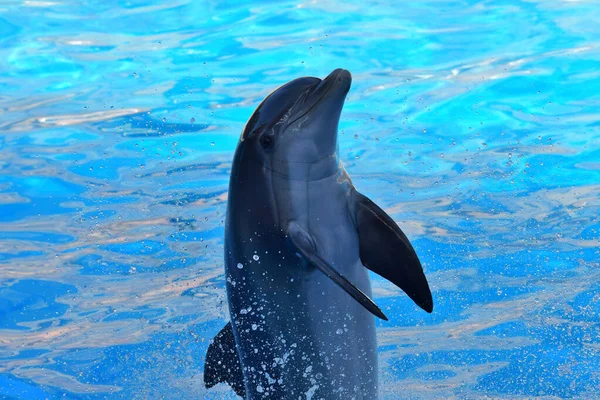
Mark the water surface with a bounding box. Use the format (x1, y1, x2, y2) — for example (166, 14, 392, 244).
(1, 0, 599, 398)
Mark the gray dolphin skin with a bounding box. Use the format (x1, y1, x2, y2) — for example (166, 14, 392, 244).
(204, 69, 433, 399)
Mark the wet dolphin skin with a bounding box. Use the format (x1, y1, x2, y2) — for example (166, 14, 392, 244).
(205, 69, 433, 399)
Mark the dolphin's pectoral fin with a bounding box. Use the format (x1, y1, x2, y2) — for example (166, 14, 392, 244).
(204, 322, 245, 398)
(288, 222, 388, 320)
(354, 192, 434, 313)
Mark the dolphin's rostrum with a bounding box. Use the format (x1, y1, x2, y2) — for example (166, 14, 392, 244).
(204, 69, 433, 399)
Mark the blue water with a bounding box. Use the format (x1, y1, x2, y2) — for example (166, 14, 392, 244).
(1, 0, 599, 398)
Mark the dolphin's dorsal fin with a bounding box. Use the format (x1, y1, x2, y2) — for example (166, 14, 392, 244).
(353, 191, 433, 313)
(204, 322, 245, 398)
(288, 221, 388, 320)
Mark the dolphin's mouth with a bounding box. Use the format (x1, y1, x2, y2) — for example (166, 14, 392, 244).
(307, 68, 350, 99)
(285, 68, 351, 129)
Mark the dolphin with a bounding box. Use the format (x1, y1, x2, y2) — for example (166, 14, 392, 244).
(204, 69, 433, 399)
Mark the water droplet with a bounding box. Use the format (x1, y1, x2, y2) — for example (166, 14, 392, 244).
(162, 117, 166, 122)
(253, 255, 260, 261)
(256, 385, 264, 393)
(190, 117, 195, 123)
(353, 134, 358, 139)
(252, 324, 258, 331)
(336, 328, 343, 335)
(237, 263, 244, 269)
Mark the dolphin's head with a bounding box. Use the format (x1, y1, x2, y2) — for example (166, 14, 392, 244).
(240, 69, 351, 179)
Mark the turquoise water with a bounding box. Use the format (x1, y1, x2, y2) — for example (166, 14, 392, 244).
(1, 0, 599, 398)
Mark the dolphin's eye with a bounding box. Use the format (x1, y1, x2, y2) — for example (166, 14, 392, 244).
(259, 134, 275, 150)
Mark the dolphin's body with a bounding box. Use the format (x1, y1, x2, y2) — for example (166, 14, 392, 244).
(204, 69, 433, 399)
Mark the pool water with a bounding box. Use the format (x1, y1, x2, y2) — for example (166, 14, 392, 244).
(1, 0, 599, 398)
